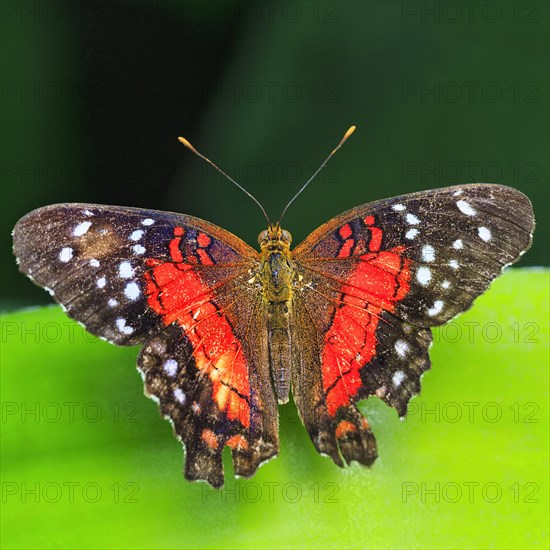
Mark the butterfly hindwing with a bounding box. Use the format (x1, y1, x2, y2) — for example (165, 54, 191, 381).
(13, 203, 279, 486)
(292, 184, 534, 466)
(138, 311, 278, 488)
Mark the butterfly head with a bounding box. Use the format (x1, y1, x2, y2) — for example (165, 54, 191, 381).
(258, 224, 292, 251)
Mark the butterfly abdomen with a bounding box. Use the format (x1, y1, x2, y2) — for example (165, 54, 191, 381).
(258, 232, 295, 404)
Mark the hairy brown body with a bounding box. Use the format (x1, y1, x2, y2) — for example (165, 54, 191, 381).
(257, 225, 295, 403)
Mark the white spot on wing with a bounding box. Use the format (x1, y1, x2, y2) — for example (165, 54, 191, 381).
(164, 359, 178, 377)
(59, 247, 73, 262)
(416, 266, 432, 286)
(453, 189, 463, 196)
(449, 259, 459, 269)
(116, 318, 134, 335)
(421, 244, 435, 262)
(132, 244, 146, 255)
(141, 218, 155, 226)
(441, 280, 451, 289)
(392, 371, 406, 387)
(97, 277, 106, 289)
(452, 239, 463, 250)
(124, 282, 140, 301)
(73, 221, 92, 236)
(89, 259, 100, 267)
(427, 300, 444, 316)
(406, 213, 420, 225)
(478, 226, 492, 242)
(392, 204, 406, 211)
(456, 200, 476, 216)
(173, 388, 186, 403)
(108, 298, 118, 307)
(83, 209, 94, 216)
(119, 261, 133, 278)
(394, 340, 409, 358)
(405, 228, 419, 240)
(130, 229, 144, 241)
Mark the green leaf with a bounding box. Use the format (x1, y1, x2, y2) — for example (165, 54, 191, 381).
(1, 269, 548, 549)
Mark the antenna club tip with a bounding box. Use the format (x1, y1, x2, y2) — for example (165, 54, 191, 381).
(178, 136, 195, 151)
(178, 136, 202, 157)
(344, 125, 356, 140)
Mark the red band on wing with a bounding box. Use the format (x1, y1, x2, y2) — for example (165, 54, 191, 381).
(364, 217, 383, 252)
(338, 239, 355, 258)
(201, 429, 220, 450)
(169, 227, 184, 262)
(335, 420, 357, 439)
(197, 232, 211, 248)
(226, 434, 249, 450)
(144, 227, 251, 427)
(339, 224, 353, 239)
(322, 221, 411, 416)
(197, 248, 214, 265)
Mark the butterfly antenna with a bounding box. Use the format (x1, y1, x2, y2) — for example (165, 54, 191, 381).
(278, 125, 356, 224)
(178, 136, 272, 225)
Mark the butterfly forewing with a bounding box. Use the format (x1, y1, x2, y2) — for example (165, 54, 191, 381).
(291, 184, 534, 465)
(13, 203, 279, 487)
(13, 204, 256, 344)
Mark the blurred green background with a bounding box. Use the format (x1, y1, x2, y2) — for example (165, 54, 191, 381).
(1, 0, 548, 310)
(1, 1, 549, 549)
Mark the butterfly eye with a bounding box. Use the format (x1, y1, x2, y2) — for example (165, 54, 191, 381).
(281, 230, 292, 244)
(257, 230, 269, 245)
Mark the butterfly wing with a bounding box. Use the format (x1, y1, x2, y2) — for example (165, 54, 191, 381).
(13, 204, 278, 487)
(291, 184, 534, 467)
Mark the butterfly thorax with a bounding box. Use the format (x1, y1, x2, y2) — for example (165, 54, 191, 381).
(257, 224, 295, 403)
(258, 227, 293, 303)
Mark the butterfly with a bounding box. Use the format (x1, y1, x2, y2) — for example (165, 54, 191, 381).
(12, 128, 535, 488)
